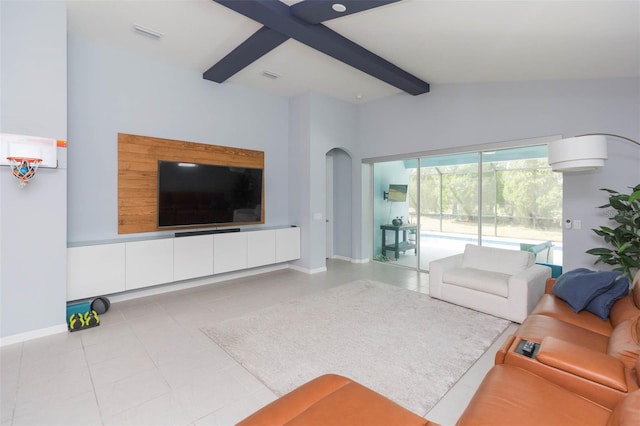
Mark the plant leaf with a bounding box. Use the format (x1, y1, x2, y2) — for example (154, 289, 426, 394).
(600, 188, 619, 194)
(586, 248, 614, 255)
(628, 191, 640, 204)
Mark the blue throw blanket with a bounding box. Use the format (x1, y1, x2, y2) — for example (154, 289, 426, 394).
(553, 268, 623, 313)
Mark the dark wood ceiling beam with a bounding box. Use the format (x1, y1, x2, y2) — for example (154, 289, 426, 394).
(290, 0, 401, 24)
(209, 0, 430, 95)
(204, 26, 288, 83)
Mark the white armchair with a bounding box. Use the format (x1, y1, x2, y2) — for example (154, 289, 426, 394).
(429, 244, 551, 323)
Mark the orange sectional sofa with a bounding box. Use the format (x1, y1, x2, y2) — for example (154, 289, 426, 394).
(237, 273, 640, 426)
(458, 273, 640, 425)
(491, 275, 640, 410)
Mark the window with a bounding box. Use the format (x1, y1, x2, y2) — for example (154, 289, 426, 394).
(371, 143, 562, 271)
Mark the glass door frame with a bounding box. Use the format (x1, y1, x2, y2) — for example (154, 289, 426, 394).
(364, 135, 563, 272)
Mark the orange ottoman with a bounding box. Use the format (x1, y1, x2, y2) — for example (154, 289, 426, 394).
(237, 374, 436, 426)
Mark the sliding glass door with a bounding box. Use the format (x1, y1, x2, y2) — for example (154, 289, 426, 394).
(480, 146, 562, 264)
(372, 160, 417, 269)
(371, 143, 562, 272)
(417, 153, 479, 270)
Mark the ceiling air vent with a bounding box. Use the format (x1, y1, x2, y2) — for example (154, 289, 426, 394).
(133, 24, 163, 40)
(261, 70, 280, 80)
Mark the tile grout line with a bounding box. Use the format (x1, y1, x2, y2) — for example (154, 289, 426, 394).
(81, 331, 106, 426)
(9, 342, 24, 426)
(105, 314, 176, 424)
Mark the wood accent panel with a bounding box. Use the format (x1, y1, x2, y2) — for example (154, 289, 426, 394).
(118, 133, 264, 234)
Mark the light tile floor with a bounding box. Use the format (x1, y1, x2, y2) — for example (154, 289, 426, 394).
(1, 259, 516, 426)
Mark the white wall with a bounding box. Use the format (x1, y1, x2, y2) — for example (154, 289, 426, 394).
(0, 1, 67, 339)
(357, 78, 640, 270)
(288, 92, 358, 271)
(310, 94, 358, 267)
(288, 93, 312, 269)
(67, 35, 290, 243)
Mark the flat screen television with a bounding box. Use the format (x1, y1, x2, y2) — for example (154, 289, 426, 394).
(157, 160, 263, 228)
(387, 184, 408, 202)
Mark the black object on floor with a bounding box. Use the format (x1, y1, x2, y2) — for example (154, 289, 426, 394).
(91, 296, 111, 315)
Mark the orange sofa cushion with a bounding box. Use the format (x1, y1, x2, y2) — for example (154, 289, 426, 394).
(515, 314, 610, 352)
(236, 374, 434, 426)
(607, 389, 640, 426)
(456, 365, 612, 426)
(531, 294, 613, 336)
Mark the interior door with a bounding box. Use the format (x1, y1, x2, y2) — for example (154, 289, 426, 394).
(326, 154, 334, 258)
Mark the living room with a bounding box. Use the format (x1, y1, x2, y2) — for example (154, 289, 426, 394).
(1, 1, 639, 425)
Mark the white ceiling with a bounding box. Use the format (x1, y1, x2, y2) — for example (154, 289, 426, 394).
(64, 0, 640, 104)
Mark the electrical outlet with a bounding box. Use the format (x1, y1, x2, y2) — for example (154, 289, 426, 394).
(574, 219, 582, 230)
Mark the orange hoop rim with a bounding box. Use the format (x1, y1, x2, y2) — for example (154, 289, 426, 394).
(6, 156, 42, 187)
(6, 156, 43, 164)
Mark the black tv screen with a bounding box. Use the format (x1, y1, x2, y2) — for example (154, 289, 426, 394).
(158, 161, 263, 227)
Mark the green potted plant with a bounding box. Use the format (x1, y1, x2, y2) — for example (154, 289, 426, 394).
(586, 184, 640, 282)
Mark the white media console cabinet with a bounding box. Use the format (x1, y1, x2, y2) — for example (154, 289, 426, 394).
(67, 226, 300, 301)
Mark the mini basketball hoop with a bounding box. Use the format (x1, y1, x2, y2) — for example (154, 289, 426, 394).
(6, 156, 42, 188)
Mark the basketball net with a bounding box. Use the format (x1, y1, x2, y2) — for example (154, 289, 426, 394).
(6, 157, 42, 188)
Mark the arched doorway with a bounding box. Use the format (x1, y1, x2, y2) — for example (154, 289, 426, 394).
(326, 148, 352, 260)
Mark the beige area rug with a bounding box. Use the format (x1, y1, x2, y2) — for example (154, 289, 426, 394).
(201, 279, 509, 415)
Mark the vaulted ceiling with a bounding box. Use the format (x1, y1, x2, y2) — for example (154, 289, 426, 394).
(65, 0, 640, 103)
(204, 0, 430, 95)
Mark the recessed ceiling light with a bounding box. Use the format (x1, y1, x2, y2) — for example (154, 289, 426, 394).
(262, 70, 280, 79)
(356, 94, 363, 100)
(332, 3, 347, 13)
(133, 24, 163, 40)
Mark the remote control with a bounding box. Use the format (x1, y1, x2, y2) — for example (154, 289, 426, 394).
(522, 340, 535, 356)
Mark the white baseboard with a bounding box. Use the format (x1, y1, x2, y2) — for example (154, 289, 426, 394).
(332, 255, 352, 262)
(330, 255, 370, 264)
(289, 264, 327, 274)
(0, 323, 68, 347)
